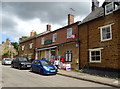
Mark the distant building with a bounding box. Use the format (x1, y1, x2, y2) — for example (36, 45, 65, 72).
(0, 39, 17, 60)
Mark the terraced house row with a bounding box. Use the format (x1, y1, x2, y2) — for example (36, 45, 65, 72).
(18, 1, 120, 77)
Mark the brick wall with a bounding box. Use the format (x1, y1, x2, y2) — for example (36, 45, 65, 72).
(19, 38, 36, 59)
(58, 42, 79, 69)
(36, 23, 79, 49)
(79, 12, 120, 69)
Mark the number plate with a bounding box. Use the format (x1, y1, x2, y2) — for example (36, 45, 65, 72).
(27, 65, 31, 67)
(50, 70, 55, 72)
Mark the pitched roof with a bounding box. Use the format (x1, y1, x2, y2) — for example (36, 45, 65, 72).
(80, 7, 104, 25)
(80, 2, 120, 25)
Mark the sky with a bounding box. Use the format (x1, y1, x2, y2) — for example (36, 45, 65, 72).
(0, 0, 105, 44)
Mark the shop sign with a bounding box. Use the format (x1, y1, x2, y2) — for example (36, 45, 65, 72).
(44, 40, 52, 45)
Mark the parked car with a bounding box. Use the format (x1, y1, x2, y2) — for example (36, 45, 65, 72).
(2, 58, 12, 65)
(30, 59, 58, 75)
(11, 57, 31, 70)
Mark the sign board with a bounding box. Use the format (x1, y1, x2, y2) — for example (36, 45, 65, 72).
(44, 40, 52, 45)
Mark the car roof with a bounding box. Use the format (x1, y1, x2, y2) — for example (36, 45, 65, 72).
(35, 59, 48, 61)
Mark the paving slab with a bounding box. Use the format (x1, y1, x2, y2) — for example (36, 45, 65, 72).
(57, 69, 120, 88)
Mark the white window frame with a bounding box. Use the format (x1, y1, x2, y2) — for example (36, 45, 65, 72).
(67, 28, 72, 38)
(65, 51, 72, 62)
(29, 43, 33, 49)
(100, 25, 112, 42)
(22, 45, 25, 51)
(41, 37, 44, 45)
(89, 48, 103, 63)
(52, 33, 57, 42)
(105, 2, 114, 15)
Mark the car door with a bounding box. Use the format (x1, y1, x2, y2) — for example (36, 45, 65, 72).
(13, 58, 17, 67)
(32, 60, 38, 72)
(35, 61, 41, 72)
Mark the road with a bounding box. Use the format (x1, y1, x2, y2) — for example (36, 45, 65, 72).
(2, 65, 113, 87)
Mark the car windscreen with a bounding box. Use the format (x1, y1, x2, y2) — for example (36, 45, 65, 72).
(5, 59, 11, 61)
(19, 58, 28, 61)
(41, 60, 52, 65)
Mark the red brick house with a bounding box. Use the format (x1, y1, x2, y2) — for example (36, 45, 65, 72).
(78, 1, 120, 77)
(19, 31, 37, 60)
(35, 14, 80, 69)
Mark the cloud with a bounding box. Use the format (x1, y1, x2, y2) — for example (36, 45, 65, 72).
(1, 2, 91, 43)
(2, 2, 91, 24)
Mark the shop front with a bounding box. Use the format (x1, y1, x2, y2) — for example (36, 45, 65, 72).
(36, 46, 58, 61)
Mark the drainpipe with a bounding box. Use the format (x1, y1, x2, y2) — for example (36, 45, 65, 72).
(78, 23, 81, 70)
(87, 23, 89, 68)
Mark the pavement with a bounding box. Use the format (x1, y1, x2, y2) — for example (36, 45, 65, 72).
(57, 69, 120, 88)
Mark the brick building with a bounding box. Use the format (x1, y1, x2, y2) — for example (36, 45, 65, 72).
(0, 39, 17, 60)
(18, 1, 120, 74)
(78, 1, 120, 77)
(19, 31, 37, 60)
(35, 14, 80, 69)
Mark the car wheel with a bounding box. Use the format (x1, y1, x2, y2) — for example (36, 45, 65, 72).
(30, 67, 33, 72)
(11, 64, 14, 68)
(2, 62, 4, 65)
(18, 66, 21, 70)
(39, 69, 44, 74)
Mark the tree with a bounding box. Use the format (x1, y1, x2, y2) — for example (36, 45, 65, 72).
(34, 31, 37, 36)
(11, 42, 19, 51)
(19, 36, 29, 42)
(3, 51, 13, 56)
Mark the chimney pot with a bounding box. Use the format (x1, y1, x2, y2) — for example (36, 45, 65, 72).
(47, 24, 51, 31)
(68, 14, 74, 25)
(92, 0, 99, 11)
(2, 41, 4, 44)
(30, 31, 35, 37)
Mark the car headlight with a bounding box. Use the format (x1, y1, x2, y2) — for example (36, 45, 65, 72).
(21, 63, 25, 64)
(54, 66, 57, 69)
(43, 66, 49, 71)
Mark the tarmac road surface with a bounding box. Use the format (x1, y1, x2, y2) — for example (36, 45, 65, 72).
(2, 65, 114, 87)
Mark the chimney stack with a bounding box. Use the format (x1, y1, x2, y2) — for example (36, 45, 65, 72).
(6, 38, 10, 43)
(30, 30, 35, 37)
(2, 41, 4, 44)
(92, 0, 99, 11)
(68, 14, 74, 25)
(47, 24, 51, 31)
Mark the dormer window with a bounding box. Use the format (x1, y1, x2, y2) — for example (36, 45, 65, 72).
(105, 2, 114, 15)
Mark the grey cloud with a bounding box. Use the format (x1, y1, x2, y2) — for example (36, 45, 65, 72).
(2, 2, 91, 25)
(2, 2, 91, 42)
(2, 16, 17, 30)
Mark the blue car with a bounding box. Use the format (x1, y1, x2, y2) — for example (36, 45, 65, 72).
(30, 59, 58, 75)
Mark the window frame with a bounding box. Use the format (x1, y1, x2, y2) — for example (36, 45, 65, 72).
(105, 2, 114, 15)
(21, 45, 25, 51)
(52, 33, 57, 42)
(65, 51, 72, 62)
(89, 48, 103, 63)
(29, 43, 33, 49)
(41, 37, 45, 45)
(67, 28, 73, 38)
(100, 25, 112, 42)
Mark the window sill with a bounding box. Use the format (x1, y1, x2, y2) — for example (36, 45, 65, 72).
(101, 38, 112, 42)
(89, 62, 101, 63)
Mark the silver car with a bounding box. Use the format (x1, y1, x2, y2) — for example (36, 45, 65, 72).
(2, 58, 12, 65)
